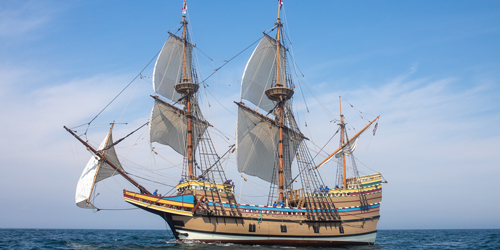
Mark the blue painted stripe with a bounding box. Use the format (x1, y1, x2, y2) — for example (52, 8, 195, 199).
(203, 202, 380, 213)
(161, 195, 194, 204)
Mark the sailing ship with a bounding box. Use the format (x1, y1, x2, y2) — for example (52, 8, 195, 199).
(66, 1, 384, 246)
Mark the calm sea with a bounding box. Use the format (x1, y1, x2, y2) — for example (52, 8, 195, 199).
(0, 229, 498, 249)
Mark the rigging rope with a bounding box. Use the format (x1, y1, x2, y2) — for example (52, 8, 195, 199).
(127, 173, 177, 188)
(312, 127, 341, 161)
(94, 207, 140, 211)
(198, 28, 276, 86)
(103, 122, 149, 151)
(84, 50, 161, 135)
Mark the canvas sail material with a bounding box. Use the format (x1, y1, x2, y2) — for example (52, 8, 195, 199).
(149, 99, 208, 156)
(241, 35, 286, 112)
(334, 137, 359, 158)
(236, 104, 303, 184)
(75, 131, 124, 209)
(153, 34, 193, 101)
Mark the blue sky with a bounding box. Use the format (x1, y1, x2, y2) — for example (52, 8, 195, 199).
(1, 0, 499, 230)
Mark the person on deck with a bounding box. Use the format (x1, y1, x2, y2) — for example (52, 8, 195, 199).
(325, 186, 330, 193)
(319, 185, 325, 192)
(280, 200, 284, 208)
(273, 202, 277, 208)
(153, 189, 158, 196)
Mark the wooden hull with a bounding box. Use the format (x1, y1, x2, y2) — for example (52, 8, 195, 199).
(123, 173, 383, 246)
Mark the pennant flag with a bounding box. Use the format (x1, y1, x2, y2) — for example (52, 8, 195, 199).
(373, 122, 378, 136)
(182, 0, 187, 15)
(279, 0, 283, 8)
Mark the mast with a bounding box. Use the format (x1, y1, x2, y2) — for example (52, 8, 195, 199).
(182, 11, 188, 85)
(339, 97, 347, 188)
(264, 3, 293, 203)
(276, 5, 284, 204)
(175, 1, 199, 180)
(64, 126, 151, 195)
(275, 5, 283, 88)
(182, 13, 193, 180)
(314, 115, 380, 170)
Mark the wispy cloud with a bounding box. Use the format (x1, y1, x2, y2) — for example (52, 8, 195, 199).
(0, 1, 61, 39)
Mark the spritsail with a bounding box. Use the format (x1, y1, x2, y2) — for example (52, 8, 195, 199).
(75, 127, 124, 209)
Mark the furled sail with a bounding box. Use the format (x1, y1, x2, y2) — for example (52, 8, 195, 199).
(315, 117, 379, 170)
(75, 130, 124, 209)
(334, 137, 359, 158)
(241, 34, 286, 112)
(236, 103, 304, 184)
(149, 99, 208, 156)
(153, 34, 194, 101)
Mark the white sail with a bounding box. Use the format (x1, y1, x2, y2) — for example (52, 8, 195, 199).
(334, 137, 359, 158)
(241, 35, 286, 112)
(236, 104, 303, 184)
(75, 130, 124, 209)
(149, 99, 208, 156)
(153, 34, 193, 101)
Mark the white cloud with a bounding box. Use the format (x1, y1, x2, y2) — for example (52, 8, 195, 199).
(0, 1, 61, 39)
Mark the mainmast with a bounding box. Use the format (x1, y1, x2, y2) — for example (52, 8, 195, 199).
(175, 2, 198, 181)
(264, 4, 293, 203)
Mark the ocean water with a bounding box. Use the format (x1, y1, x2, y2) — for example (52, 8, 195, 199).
(0, 229, 499, 249)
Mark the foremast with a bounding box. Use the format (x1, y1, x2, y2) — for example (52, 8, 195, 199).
(176, 10, 198, 181)
(149, 0, 228, 186)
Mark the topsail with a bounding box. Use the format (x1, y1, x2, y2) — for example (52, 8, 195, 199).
(241, 34, 286, 112)
(153, 34, 194, 101)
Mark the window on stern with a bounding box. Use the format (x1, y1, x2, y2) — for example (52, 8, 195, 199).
(281, 225, 287, 233)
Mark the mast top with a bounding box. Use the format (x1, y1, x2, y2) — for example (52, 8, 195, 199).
(265, 0, 293, 102)
(182, 0, 187, 18)
(277, 0, 283, 20)
(176, 0, 196, 95)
